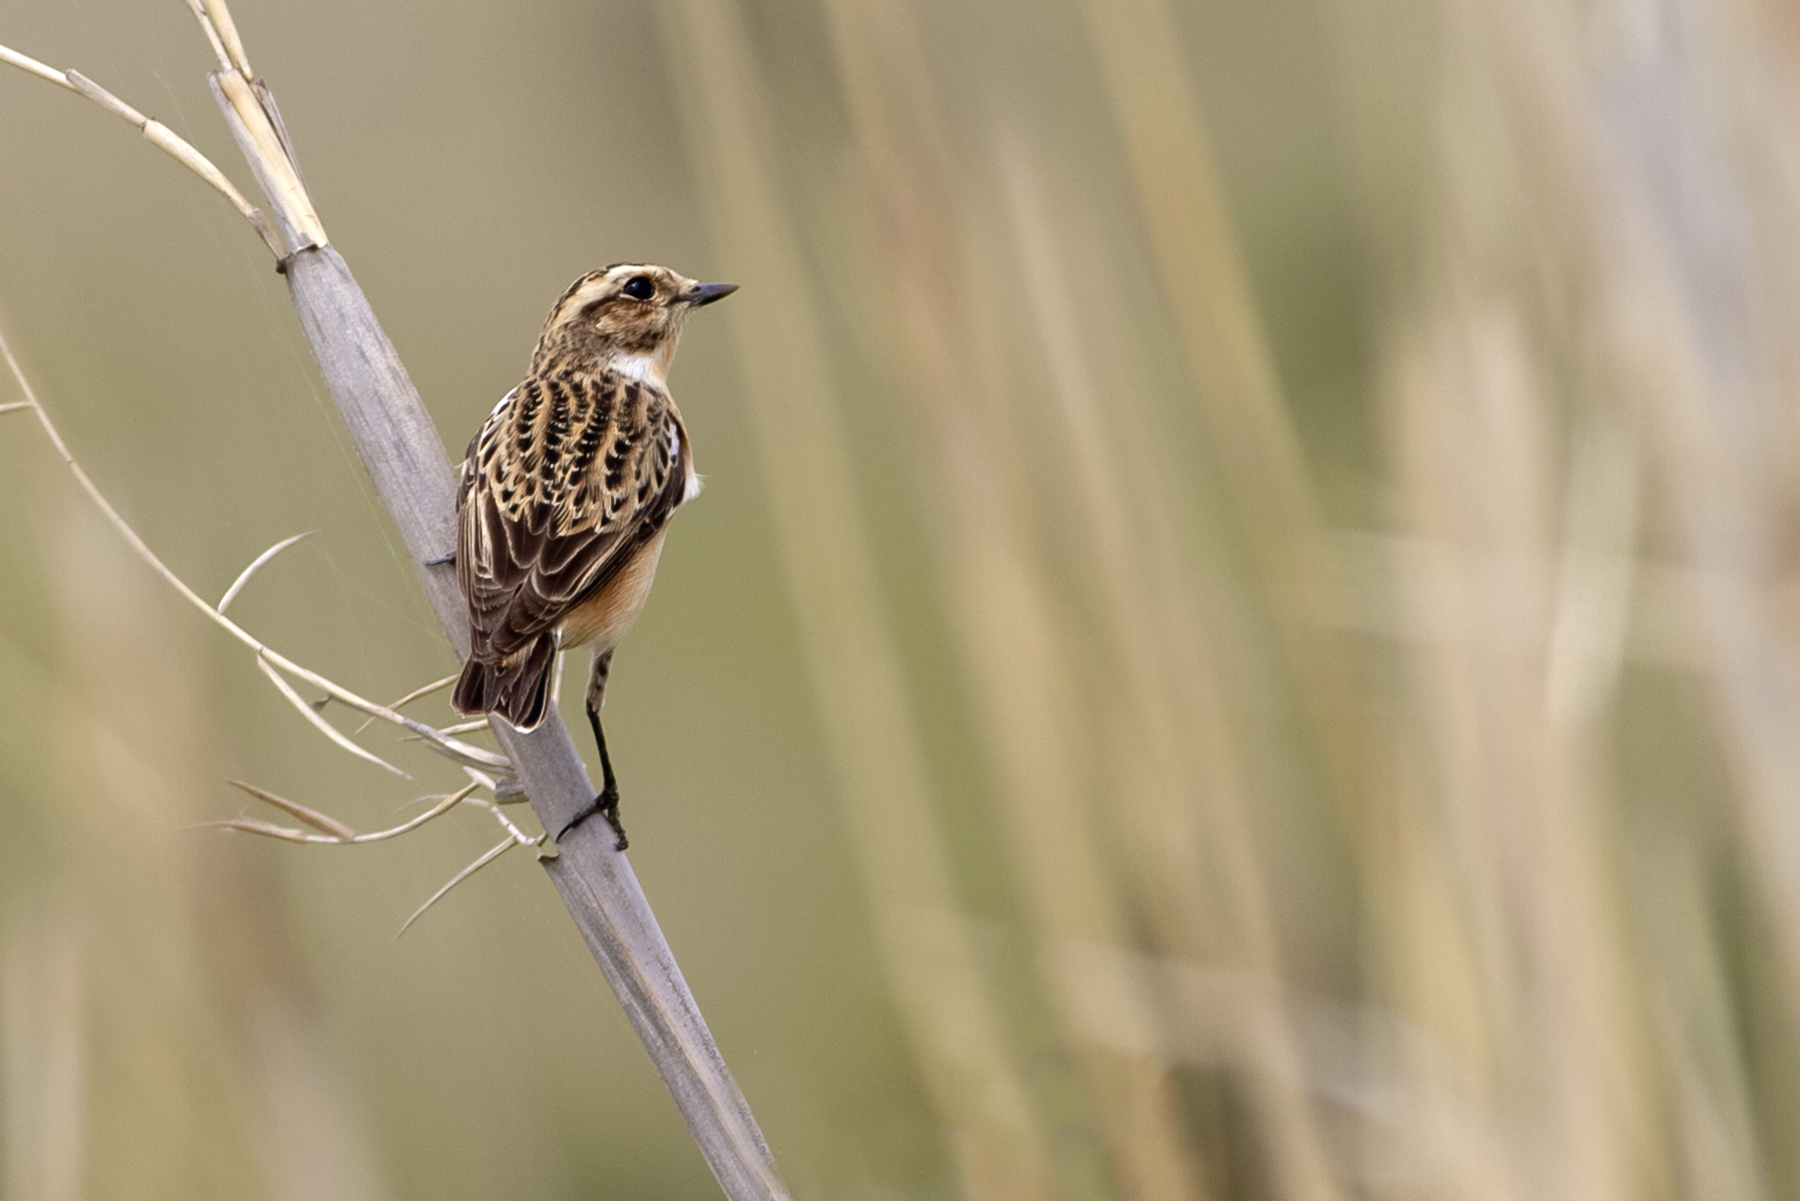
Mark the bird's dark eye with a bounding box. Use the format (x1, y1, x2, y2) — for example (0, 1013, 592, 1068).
(621, 275, 655, 301)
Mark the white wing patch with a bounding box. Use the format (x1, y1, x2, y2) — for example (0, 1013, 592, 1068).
(668, 423, 703, 501)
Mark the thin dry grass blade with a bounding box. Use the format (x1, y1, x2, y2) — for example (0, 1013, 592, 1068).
(0, 45, 277, 256)
(266, 661, 503, 770)
(203, 782, 479, 848)
(180, 0, 234, 73)
(62, 71, 148, 125)
(2, 15, 784, 1191)
(255, 653, 408, 778)
(198, 818, 317, 843)
(353, 673, 458, 734)
(218, 531, 314, 613)
(350, 784, 476, 843)
(394, 836, 515, 941)
(416, 720, 486, 738)
(402, 724, 509, 773)
(226, 779, 355, 841)
(209, 70, 325, 251)
(0, 43, 71, 87)
(461, 792, 540, 847)
(198, 0, 254, 78)
(0, 329, 494, 778)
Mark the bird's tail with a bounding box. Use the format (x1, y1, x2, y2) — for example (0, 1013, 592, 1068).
(452, 636, 557, 731)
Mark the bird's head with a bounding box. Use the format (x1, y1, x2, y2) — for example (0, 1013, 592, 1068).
(532, 263, 737, 385)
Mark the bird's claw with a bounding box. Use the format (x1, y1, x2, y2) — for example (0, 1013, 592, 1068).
(556, 784, 628, 851)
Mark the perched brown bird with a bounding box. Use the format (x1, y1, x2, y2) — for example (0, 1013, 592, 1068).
(451, 264, 736, 849)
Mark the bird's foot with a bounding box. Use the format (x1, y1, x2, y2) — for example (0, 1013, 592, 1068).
(556, 784, 628, 851)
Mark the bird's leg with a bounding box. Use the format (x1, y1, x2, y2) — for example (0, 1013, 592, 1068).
(555, 702, 626, 849)
(556, 650, 627, 850)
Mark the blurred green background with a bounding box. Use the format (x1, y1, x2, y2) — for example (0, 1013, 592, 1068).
(5, 0, 1800, 1198)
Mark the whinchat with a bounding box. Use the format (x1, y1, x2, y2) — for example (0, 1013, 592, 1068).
(452, 264, 737, 849)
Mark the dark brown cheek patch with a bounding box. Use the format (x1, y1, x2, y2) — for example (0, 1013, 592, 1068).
(591, 304, 665, 352)
(616, 327, 664, 355)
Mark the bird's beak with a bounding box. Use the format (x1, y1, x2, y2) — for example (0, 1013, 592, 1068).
(685, 282, 739, 307)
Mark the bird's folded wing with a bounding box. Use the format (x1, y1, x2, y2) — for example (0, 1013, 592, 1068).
(458, 413, 687, 665)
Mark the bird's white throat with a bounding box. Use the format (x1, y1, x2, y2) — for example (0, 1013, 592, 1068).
(610, 350, 670, 388)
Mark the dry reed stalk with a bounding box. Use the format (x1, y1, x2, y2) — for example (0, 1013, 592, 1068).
(0, 41, 280, 256)
(257, 152, 792, 1201)
(2, 3, 789, 1195)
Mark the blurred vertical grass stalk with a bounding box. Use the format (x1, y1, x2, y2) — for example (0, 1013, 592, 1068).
(0, 488, 388, 1198)
(660, 4, 1059, 1198)
(666, 0, 1341, 1195)
(667, 0, 1800, 1195)
(3, 902, 84, 1201)
(1368, 0, 1800, 1196)
(810, 0, 1221, 1193)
